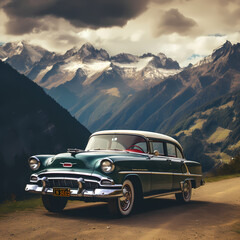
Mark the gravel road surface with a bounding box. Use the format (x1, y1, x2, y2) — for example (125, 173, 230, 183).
(1, 177, 240, 240)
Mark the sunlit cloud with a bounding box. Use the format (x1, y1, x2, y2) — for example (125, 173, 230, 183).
(0, 0, 239, 66)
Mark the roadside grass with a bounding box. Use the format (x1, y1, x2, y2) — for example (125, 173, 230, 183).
(232, 222, 240, 234)
(205, 173, 240, 183)
(0, 197, 42, 217)
(235, 228, 240, 234)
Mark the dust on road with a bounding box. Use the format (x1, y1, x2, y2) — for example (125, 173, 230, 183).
(1, 177, 240, 240)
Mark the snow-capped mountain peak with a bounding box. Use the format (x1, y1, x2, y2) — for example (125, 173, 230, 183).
(212, 40, 232, 61)
(0, 41, 182, 90)
(193, 40, 233, 68)
(0, 41, 24, 59)
(111, 53, 138, 63)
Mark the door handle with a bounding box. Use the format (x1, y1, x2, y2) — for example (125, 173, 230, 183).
(166, 159, 172, 162)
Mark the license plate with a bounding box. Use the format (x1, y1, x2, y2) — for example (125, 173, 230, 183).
(53, 188, 71, 197)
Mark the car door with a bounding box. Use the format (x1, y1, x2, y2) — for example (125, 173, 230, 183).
(165, 142, 185, 191)
(149, 141, 172, 192)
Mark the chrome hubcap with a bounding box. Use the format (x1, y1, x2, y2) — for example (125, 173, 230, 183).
(183, 181, 190, 199)
(119, 184, 132, 211)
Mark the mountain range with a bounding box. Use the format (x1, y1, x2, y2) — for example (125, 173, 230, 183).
(0, 60, 90, 201)
(0, 41, 181, 131)
(104, 41, 240, 132)
(1, 40, 240, 172)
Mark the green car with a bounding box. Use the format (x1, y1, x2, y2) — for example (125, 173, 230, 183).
(25, 130, 204, 216)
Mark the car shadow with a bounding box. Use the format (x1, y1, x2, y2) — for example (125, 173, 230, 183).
(45, 197, 240, 229)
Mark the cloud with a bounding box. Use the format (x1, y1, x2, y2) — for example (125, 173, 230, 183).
(155, 8, 197, 36)
(2, 0, 150, 35)
(5, 18, 49, 35)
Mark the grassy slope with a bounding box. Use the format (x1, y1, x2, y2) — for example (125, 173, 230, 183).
(170, 89, 240, 171)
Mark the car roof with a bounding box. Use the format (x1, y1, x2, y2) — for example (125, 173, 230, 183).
(91, 130, 182, 150)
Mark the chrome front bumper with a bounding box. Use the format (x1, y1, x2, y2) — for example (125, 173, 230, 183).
(25, 172, 123, 198)
(25, 184, 123, 198)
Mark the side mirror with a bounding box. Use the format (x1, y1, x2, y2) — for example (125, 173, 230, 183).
(154, 150, 160, 156)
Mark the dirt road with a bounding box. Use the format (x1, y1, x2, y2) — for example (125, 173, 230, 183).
(1, 177, 240, 240)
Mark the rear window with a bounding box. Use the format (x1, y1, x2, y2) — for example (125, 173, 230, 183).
(152, 142, 164, 155)
(176, 147, 183, 159)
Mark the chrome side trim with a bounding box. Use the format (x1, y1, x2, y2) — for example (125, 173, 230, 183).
(144, 190, 182, 199)
(119, 171, 202, 177)
(119, 171, 151, 175)
(183, 162, 190, 174)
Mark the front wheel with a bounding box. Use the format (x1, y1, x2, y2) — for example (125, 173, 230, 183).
(42, 195, 68, 212)
(175, 180, 192, 202)
(108, 179, 136, 217)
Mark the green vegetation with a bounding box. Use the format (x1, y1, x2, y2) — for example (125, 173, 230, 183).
(205, 174, 240, 183)
(0, 197, 42, 216)
(207, 127, 231, 144)
(205, 154, 240, 182)
(232, 222, 240, 234)
(213, 154, 240, 175)
(171, 89, 240, 171)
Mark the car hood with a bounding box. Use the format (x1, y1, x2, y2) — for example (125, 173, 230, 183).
(43, 150, 141, 171)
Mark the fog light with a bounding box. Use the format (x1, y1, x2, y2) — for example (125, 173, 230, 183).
(101, 179, 113, 185)
(30, 175, 38, 182)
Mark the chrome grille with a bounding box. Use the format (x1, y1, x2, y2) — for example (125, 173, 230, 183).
(43, 178, 100, 190)
(47, 179, 79, 188)
(84, 182, 99, 190)
(38, 173, 100, 181)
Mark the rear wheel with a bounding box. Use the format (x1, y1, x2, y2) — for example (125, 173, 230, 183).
(108, 179, 136, 217)
(42, 195, 68, 212)
(175, 180, 192, 202)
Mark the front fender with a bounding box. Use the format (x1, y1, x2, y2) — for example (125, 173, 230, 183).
(29, 155, 55, 172)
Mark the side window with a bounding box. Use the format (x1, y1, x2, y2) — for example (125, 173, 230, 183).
(176, 147, 183, 159)
(135, 142, 148, 153)
(166, 143, 176, 157)
(152, 142, 164, 155)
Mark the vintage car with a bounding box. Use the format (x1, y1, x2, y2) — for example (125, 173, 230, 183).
(25, 130, 204, 216)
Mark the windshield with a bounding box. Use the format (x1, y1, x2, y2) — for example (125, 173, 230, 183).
(85, 134, 148, 153)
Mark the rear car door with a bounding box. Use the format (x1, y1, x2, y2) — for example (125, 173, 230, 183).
(165, 142, 185, 191)
(149, 141, 172, 192)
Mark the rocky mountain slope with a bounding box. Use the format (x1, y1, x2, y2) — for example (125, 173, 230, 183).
(0, 60, 90, 201)
(104, 41, 240, 131)
(0, 41, 181, 131)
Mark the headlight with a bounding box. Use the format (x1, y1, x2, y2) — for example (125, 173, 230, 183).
(29, 157, 40, 171)
(101, 159, 115, 173)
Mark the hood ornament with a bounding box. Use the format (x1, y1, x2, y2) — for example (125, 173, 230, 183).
(67, 148, 83, 156)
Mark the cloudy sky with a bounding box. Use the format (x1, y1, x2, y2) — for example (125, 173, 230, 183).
(0, 0, 240, 66)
